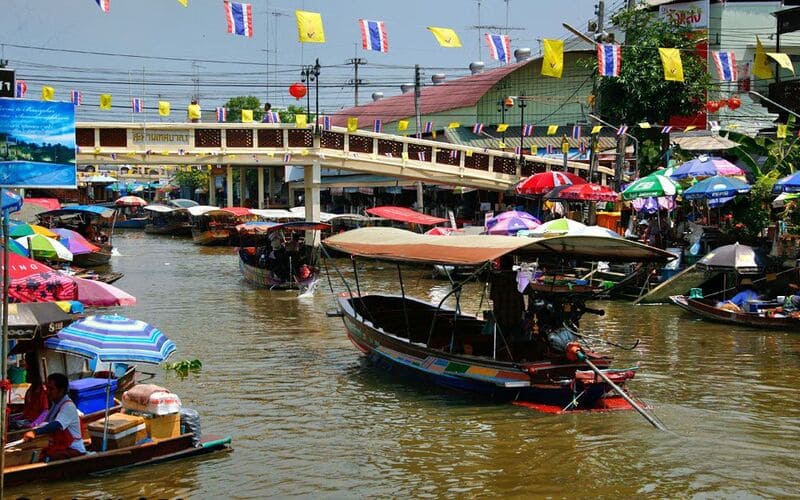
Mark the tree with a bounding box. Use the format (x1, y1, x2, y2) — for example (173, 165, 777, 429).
(224, 96, 262, 122)
(594, 8, 711, 127)
(174, 167, 209, 192)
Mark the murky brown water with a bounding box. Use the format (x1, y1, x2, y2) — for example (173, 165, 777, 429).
(10, 231, 800, 498)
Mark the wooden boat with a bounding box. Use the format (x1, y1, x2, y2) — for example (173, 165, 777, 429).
(323, 227, 674, 411)
(670, 295, 800, 329)
(3, 404, 231, 487)
(143, 205, 192, 236)
(189, 206, 255, 246)
(37, 205, 115, 267)
(237, 221, 330, 291)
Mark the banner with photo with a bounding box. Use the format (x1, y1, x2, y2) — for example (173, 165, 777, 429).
(0, 98, 77, 188)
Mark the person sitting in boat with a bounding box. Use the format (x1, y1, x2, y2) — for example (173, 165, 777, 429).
(22, 373, 86, 462)
(285, 233, 304, 273)
(489, 255, 526, 340)
(782, 283, 800, 311)
(11, 352, 49, 430)
(717, 278, 760, 312)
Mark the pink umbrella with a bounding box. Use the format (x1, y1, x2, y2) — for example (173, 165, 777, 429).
(559, 183, 619, 202)
(73, 277, 137, 307)
(485, 216, 541, 235)
(516, 171, 587, 195)
(424, 227, 463, 236)
(115, 196, 148, 207)
(51, 228, 101, 255)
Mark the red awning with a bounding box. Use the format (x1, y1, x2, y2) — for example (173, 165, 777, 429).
(366, 206, 448, 226)
(24, 198, 61, 211)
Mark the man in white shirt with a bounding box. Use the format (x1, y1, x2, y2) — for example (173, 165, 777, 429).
(23, 373, 86, 461)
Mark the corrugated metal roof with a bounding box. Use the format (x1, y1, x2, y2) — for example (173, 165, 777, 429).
(671, 132, 740, 151)
(444, 126, 618, 150)
(330, 59, 533, 127)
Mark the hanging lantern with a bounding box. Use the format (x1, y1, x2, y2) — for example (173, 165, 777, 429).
(727, 96, 741, 110)
(706, 100, 721, 113)
(289, 82, 307, 100)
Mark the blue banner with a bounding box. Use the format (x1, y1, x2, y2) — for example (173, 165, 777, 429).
(0, 98, 77, 188)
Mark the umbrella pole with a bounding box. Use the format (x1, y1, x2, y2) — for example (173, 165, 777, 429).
(101, 364, 112, 452)
(1, 197, 10, 495)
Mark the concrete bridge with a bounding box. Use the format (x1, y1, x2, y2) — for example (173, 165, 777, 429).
(75, 122, 614, 220)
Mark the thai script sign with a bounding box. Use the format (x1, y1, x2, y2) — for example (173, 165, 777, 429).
(659, 0, 709, 29)
(130, 129, 191, 146)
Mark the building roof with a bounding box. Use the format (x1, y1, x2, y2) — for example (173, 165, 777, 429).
(330, 59, 533, 127)
(445, 126, 619, 150)
(671, 132, 740, 151)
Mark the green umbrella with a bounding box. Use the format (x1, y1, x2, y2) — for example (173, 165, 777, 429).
(622, 174, 683, 201)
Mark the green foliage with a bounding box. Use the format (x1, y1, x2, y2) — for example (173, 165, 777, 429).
(721, 173, 778, 244)
(726, 117, 800, 178)
(164, 359, 202, 378)
(224, 95, 263, 122)
(593, 8, 711, 126)
(174, 168, 209, 190)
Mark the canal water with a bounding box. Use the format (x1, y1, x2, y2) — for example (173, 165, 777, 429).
(11, 231, 800, 498)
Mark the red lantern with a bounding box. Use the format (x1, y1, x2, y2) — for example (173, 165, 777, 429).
(706, 100, 721, 113)
(289, 82, 307, 100)
(727, 96, 741, 110)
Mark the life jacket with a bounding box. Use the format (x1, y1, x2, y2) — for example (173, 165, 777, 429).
(43, 397, 80, 455)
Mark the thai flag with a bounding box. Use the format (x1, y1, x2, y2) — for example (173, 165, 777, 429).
(546, 145, 554, 155)
(70, 90, 82, 106)
(579, 142, 586, 154)
(131, 98, 142, 113)
(15, 80, 27, 98)
(424, 121, 433, 134)
(359, 19, 388, 53)
(572, 125, 581, 139)
(373, 119, 382, 133)
(95, 0, 110, 13)
(265, 111, 281, 123)
(323, 116, 331, 131)
(661, 125, 673, 134)
(485, 33, 511, 64)
(224, 1, 253, 37)
(472, 123, 484, 134)
(617, 125, 628, 136)
(597, 43, 621, 77)
(514, 146, 522, 155)
(417, 151, 426, 161)
(708, 120, 720, 129)
(216, 107, 227, 122)
(712, 51, 738, 82)
(449, 149, 458, 159)
(284, 153, 292, 163)
(522, 124, 534, 137)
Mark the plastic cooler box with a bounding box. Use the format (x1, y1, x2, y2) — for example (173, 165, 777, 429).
(69, 378, 118, 414)
(87, 413, 146, 450)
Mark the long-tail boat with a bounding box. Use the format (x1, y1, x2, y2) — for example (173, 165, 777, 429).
(323, 227, 674, 413)
(670, 295, 800, 329)
(37, 206, 115, 267)
(142, 205, 192, 236)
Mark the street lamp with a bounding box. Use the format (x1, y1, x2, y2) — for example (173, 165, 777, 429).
(518, 94, 527, 166)
(497, 96, 514, 143)
(300, 59, 322, 135)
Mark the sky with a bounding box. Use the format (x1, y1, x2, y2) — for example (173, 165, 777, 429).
(2, 0, 613, 121)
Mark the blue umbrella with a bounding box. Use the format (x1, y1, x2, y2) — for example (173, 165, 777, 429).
(44, 314, 176, 451)
(683, 175, 751, 201)
(773, 171, 800, 194)
(1, 190, 23, 213)
(670, 157, 744, 179)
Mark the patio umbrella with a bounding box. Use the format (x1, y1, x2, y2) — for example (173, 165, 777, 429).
(526, 217, 587, 236)
(50, 228, 100, 255)
(15, 234, 73, 262)
(683, 175, 751, 201)
(485, 216, 541, 235)
(2, 251, 77, 303)
(670, 156, 745, 179)
(1, 190, 23, 213)
(516, 171, 586, 195)
(424, 227, 464, 236)
(2, 239, 31, 257)
(74, 277, 137, 307)
(3, 302, 77, 341)
(696, 242, 764, 274)
(114, 196, 147, 207)
(44, 314, 176, 451)
(84, 175, 117, 183)
(542, 184, 573, 200)
(559, 183, 619, 202)
(8, 222, 57, 239)
(773, 192, 800, 208)
(579, 225, 622, 238)
(621, 174, 682, 200)
(772, 171, 800, 194)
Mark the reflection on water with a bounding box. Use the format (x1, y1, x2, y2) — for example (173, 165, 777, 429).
(11, 232, 800, 498)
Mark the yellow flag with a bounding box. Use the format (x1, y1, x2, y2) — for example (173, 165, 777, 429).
(99, 94, 112, 110)
(547, 125, 558, 136)
(159, 101, 171, 116)
(767, 53, 795, 75)
(777, 124, 787, 139)
(401, 152, 409, 160)
(427, 27, 461, 48)
(465, 150, 473, 157)
(659, 48, 684, 82)
(591, 125, 602, 134)
(188, 103, 201, 120)
(448, 122, 460, 129)
(177, 0, 187, 5)
(498, 142, 506, 149)
(496, 123, 509, 132)
(398, 120, 409, 131)
(296, 10, 325, 43)
(684, 125, 697, 132)
(41, 86, 55, 101)
(753, 36, 773, 80)
(638, 122, 651, 129)
(242, 109, 253, 123)
(295, 114, 308, 128)
(347, 117, 358, 132)
(541, 39, 564, 78)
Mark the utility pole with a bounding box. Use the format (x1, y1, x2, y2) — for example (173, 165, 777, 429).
(414, 64, 422, 137)
(346, 57, 367, 106)
(588, 0, 605, 183)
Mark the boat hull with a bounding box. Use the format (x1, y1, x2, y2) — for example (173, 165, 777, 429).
(72, 247, 112, 267)
(192, 228, 231, 245)
(671, 295, 800, 329)
(238, 258, 318, 290)
(145, 222, 192, 236)
(113, 218, 148, 229)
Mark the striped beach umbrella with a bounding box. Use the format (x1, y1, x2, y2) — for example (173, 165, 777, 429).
(44, 315, 176, 365)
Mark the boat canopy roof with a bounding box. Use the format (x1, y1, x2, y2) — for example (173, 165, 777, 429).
(323, 227, 675, 265)
(143, 204, 187, 214)
(38, 205, 115, 218)
(237, 221, 331, 235)
(365, 206, 448, 226)
(187, 206, 252, 218)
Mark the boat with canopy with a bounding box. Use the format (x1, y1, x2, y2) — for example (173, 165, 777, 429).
(323, 227, 674, 418)
(142, 205, 192, 236)
(36, 206, 115, 267)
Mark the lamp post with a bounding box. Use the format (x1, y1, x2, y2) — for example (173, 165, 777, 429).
(518, 94, 527, 166)
(300, 59, 321, 135)
(497, 97, 513, 144)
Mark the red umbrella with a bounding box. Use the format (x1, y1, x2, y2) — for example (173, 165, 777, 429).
(559, 183, 619, 202)
(0, 250, 77, 303)
(115, 195, 148, 207)
(516, 171, 586, 195)
(424, 227, 463, 236)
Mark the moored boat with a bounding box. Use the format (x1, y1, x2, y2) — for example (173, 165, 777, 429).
(189, 206, 255, 246)
(36, 205, 115, 267)
(670, 295, 800, 329)
(143, 205, 192, 236)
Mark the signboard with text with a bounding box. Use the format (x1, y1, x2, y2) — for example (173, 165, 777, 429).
(659, 0, 710, 29)
(129, 129, 191, 147)
(0, 69, 15, 98)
